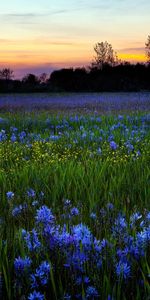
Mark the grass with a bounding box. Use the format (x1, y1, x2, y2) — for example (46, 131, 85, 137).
(0, 110, 150, 299)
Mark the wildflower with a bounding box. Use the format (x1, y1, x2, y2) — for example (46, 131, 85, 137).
(146, 212, 150, 221)
(10, 134, 17, 142)
(35, 261, 50, 286)
(32, 201, 39, 207)
(136, 150, 141, 156)
(6, 191, 14, 200)
(12, 203, 27, 217)
(90, 212, 96, 220)
(27, 188, 36, 198)
(14, 256, 31, 275)
(24, 229, 41, 252)
(22, 229, 27, 238)
(118, 115, 124, 120)
(19, 131, 26, 142)
(49, 135, 60, 141)
(106, 203, 114, 211)
(64, 199, 71, 207)
(73, 223, 92, 249)
(12, 205, 22, 217)
(97, 147, 102, 155)
(70, 207, 79, 216)
(76, 276, 90, 286)
(113, 214, 127, 231)
(39, 191, 44, 198)
(35, 205, 55, 225)
(110, 141, 118, 150)
(130, 212, 142, 227)
(116, 261, 131, 280)
(28, 290, 44, 300)
(10, 126, 18, 132)
(86, 286, 99, 298)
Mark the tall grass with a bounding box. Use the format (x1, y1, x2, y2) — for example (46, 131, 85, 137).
(0, 111, 149, 299)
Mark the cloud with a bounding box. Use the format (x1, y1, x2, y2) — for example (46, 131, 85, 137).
(119, 47, 145, 53)
(1, 8, 75, 19)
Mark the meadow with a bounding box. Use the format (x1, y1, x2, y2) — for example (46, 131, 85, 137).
(0, 94, 150, 300)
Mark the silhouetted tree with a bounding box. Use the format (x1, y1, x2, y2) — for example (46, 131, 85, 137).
(22, 74, 39, 85)
(0, 68, 14, 80)
(39, 73, 48, 83)
(145, 35, 150, 64)
(92, 41, 119, 70)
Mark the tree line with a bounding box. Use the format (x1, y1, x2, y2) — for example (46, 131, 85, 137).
(0, 35, 150, 93)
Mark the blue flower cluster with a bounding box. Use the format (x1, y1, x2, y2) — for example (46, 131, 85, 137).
(14, 201, 150, 299)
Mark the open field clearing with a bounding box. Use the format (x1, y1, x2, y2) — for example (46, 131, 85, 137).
(0, 92, 150, 113)
(0, 98, 150, 299)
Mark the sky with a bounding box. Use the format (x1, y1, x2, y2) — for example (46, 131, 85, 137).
(0, 0, 150, 78)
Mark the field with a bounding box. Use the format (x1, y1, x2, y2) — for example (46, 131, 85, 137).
(0, 93, 150, 300)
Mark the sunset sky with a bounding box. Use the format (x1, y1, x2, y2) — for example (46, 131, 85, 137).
(0, 0, 150, 78)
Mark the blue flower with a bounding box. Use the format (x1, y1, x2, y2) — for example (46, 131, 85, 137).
(90, 212, 97, 220)
(70, 207, 79, 216)
(112, 214, 127, 237)
(12, 205, 22, 217)
(28, 290, 44, 300)
(110, 141, 118, 150)
(97, 147, 102, 155)
(35, 261, 51, 286)
(106, 202, 114, 211)
(6, 191, 14, 200)
(72, 223, 92, 249)
(86, 286, 99, 298)
(14, 256, 31, 275)
(32, 201, 39, 207)
(24, 229, 41, 252)
(27, 188, 36, 198)
(64, 199, 71, 207)
(35, 205, 55, 225)
(116, 261, 131, 280)
(10, 134, 17, 142)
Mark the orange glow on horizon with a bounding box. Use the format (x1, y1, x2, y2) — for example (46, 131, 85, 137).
(118, 53, 146, 62)
(0, 40, 147, 76)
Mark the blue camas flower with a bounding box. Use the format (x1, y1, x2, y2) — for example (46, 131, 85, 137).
(28, 290, 44, 300)
(86, 286, 99, 298)
(24, 229, 41, 252)
(35, 205, 55, 225)
(116, 261, 131, 280)
(70, 207, 79, 216)
(6, 191, 14, 200)
(14, 256, 31, 275)
(27, 188, 36, 198)
(34, 261, 51, 286)
(110, 141, 118, 150)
